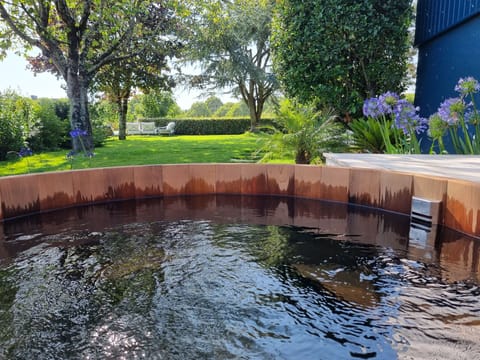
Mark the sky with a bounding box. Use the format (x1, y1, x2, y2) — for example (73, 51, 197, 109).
(0, 51, 235, 109)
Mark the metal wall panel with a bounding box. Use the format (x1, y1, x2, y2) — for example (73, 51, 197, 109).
(415, 0, 480, 45)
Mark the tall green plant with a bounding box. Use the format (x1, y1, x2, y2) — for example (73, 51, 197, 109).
(0, 91, 33, 160)
(180, 0, 278, 129)
(272, 0, 413, 120)
(259, 99, 346, 164)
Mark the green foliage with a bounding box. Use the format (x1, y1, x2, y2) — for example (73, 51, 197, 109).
(0, 90, 32, 160)
(181, 0, 278, 127)
(0, 1, 181, 151)
(213, 102, 237, 117)
(272, 0, 413, 119)
(184, 101, 211, 118)
(204, 96, 223, 115)
(140, 90, 180, 118)
(27, 99, 70, 151)
(0, 115, 24, 161)
(89, 103, 113, 147)
(349, 118, 398, 153)
(89, 100, 118, 126)
(225, 102, 250, 117)
(259, 99, 347, 164)
(145, 117, 257, 135)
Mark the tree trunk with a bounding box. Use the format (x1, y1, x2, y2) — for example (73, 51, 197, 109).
(239, 80, 267, 132)
(117, 97, 128, 140)
(248, 99, 260, 131)
(66, 72, 93, 153)
(295, 150, 311, 164)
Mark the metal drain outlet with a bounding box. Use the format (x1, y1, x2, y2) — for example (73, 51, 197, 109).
(409, 196, 441, 249)
(410, 196, 441, 228)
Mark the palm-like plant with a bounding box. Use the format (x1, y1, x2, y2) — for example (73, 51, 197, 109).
(258, 99, 347, 164)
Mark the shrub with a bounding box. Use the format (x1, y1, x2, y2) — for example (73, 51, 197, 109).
(272, 0, 413, 119)
(89, 101, 114, 147)
(258, 99, 348, 164)
(142, 117, 263, 135)
(0, 116, 24, 160)
(0, 91, 33, 160)
(28, 99, 70, 151)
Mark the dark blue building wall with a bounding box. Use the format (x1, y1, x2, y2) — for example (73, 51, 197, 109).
(415, 15, 480, 118)
(415, 0, 480, 46)
(414, 0, 480, 152)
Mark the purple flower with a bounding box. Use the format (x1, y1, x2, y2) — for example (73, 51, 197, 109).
(18, 147, 33, 157)
(378, 91, 400, 109)
(392, 99, 428, 134)
(363, 92, 400, 118)
(455, 77, 480, 96)
(69, 129, 88, 138)
(363, 97, 384, 118)
(465, 109, 480, 125)
(437, 97, 466, 125)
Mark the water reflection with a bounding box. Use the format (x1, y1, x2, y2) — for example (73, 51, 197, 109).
(0, 195, 478, 359)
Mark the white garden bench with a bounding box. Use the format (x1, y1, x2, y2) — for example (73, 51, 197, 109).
(156, 121, 176, 135)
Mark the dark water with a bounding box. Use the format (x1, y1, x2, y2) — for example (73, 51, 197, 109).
(0, 195, 479, 360)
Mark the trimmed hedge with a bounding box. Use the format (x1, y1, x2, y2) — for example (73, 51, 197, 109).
(139, 117, 277, 135)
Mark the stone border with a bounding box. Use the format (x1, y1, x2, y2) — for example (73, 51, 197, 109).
(0, 164, 478, 238)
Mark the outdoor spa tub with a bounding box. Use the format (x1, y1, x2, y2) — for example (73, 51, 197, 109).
(0, 164, 478, 359)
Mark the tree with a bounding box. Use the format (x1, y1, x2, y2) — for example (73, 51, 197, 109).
(95, 50, 176, 140)
(0, 1, 178, 151)
(185, 101, 211, 118)
(181, 0, 278, 129)
(272, 0, 413, 120)
(140, 90, 180, 118)
(204, 96, 223, 115)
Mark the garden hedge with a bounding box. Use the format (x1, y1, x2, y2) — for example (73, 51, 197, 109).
(139, 117, 276, 135)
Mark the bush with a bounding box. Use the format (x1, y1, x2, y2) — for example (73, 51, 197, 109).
(258, 99, 347, 164)
(0, 91, 33, 160)
(92, 123, 112, 147)
(348, 118, 392, 153)
(140, 117, 276, 135)
(27, 99, 70, 151)
(89, 101, 115, 147)
(0, 116, 24, 160)
(272, 0, 413, 119)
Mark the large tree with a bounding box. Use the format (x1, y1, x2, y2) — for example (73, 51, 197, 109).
(0, 0, 177, 151)
(181, 0, 278, 130)
(272, 0, 413, 120)
(95, 48, 176, 140)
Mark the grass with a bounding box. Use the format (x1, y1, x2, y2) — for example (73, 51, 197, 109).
(0, 133, 276, 177)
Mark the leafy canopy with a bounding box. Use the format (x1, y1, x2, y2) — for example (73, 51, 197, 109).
(180, 0, 278, 128)
(272, 0, 413, 119)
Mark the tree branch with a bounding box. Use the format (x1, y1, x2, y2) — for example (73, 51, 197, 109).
(0, 4, 43, 49)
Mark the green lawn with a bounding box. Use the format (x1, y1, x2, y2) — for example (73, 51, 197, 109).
(0, 133, 273, 177)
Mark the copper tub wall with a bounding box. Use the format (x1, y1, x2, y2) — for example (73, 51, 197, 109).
(0, 164, 478, 239)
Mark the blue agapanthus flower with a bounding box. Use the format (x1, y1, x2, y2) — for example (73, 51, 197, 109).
(69, 129, 88, 138)
(392, 99, 428, 135)
(18, 147, 33, 157)
(378, 91, 400, 109)
(363, 92, 400, 118)
(437, 97, 466, 125)
(455, 77, 480, 96)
